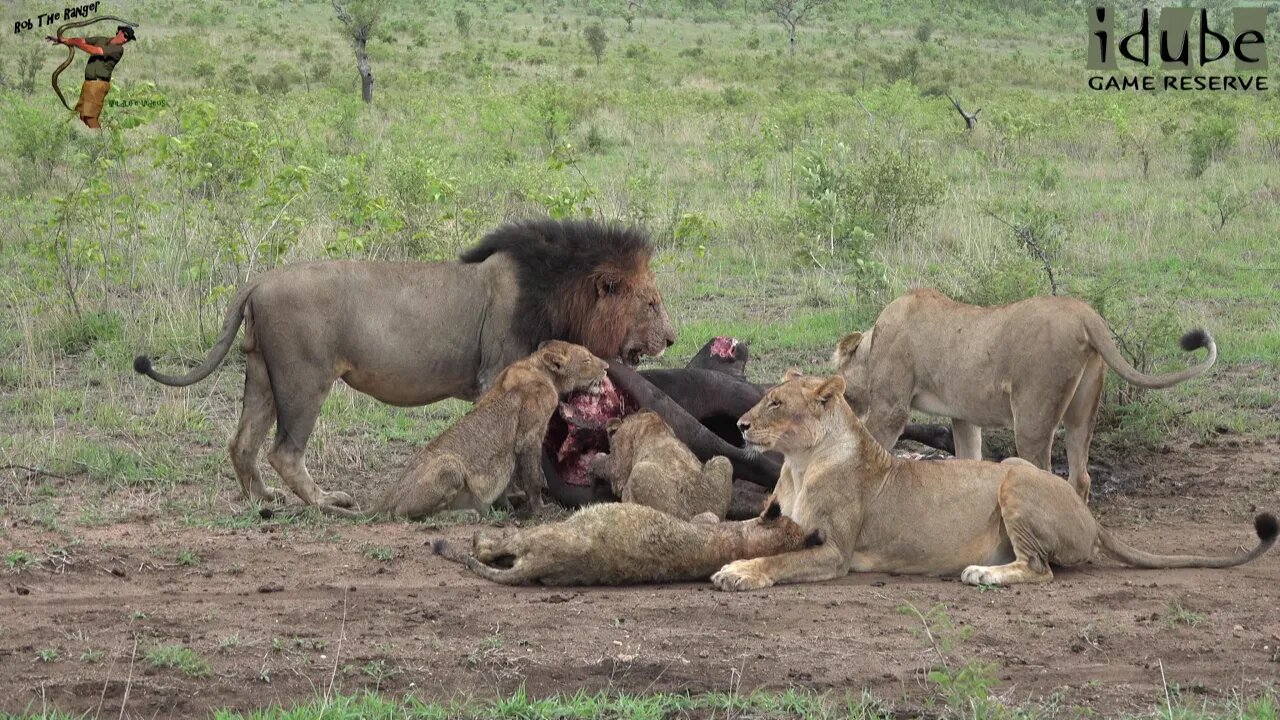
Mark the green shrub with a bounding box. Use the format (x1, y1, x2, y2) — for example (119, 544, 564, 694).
(1187, 113, 1237, 177)
(583, 23, 608, 64)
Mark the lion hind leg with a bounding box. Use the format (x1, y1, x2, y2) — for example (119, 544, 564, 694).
(471, 528, 523, 563)
(465, 555, 547, 585)
(1062, 357, 1104, 502)
(264, 358, 353, 509)
(963, 466, 1096, 587)
(231, 350, 285, 504)
(961, 559, 1052, 587)
(384, 457, 468, 520)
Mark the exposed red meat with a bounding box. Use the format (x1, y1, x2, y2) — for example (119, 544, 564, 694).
(545, 376, 630, 487)
(710, 336, 739, 359)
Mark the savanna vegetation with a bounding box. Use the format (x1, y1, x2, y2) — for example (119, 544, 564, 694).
(2, 0, 1279, 716)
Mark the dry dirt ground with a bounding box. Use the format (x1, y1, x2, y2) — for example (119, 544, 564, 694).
(3, 436, 1280, 717)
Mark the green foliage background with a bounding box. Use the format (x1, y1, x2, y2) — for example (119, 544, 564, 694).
(2, 0, 1278, 493)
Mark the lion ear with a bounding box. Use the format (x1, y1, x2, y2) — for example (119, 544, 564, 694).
(836, 332, 863, 360)
(595, 274, 622, 297)
(780, 367, 804, 383)
(542, 348, 568, 372)
(605, 417, 624, 433)
(815, 376, 846, 406)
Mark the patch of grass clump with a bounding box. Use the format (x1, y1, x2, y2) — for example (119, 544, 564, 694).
(145, 644, 211, 678)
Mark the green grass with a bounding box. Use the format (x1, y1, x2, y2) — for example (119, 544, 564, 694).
(1166, 600, 1208, 628)
(5, 687, 1280, 719)
(3, 550, 38, 572)
(169, 687, 1280, 720)
(144, 643, 211, 678)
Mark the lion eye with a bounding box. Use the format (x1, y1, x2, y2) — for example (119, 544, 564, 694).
(767, 399, 782, 409)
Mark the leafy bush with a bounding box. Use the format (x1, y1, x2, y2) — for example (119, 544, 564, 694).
(915, 19, 934, 43)
(1187, 113, 1237, 177)
(583, 23, 608, 64)
(798, 141, 944, 247)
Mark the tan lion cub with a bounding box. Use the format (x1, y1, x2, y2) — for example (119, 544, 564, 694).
(367, 341, 607, 520)
(589, 410, 733, 520)
(433, 501, 823, 586)
(711, 370, 1274, 591)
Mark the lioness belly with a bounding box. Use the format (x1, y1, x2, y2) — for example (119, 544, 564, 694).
(912, 387, 1011, 428)
(852, 464, 1011, 575)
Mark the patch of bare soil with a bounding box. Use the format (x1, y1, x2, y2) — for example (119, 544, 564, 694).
(3, 437, 1280, 717)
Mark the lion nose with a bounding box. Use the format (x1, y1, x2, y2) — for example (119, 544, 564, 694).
(737, 419, 751, 433)
(665, 337, 675, 348)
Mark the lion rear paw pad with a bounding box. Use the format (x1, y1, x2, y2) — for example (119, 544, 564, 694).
(961, 565, 1001, 587)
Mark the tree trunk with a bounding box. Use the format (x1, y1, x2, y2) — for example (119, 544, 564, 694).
(355, 38, 373, 103)
(789, 24, 797, 55)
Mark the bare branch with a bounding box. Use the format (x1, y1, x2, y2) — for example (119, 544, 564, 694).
(983, 207, 1059, 295)
(945, 93, 981, 131)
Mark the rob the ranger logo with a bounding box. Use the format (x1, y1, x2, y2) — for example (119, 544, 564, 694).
(1087, 6, 1269, 91)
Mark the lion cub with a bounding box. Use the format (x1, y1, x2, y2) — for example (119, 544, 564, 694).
(589, 409, 733, 520)
(371, 341, 607, 520)
(434, 501, 823, 586)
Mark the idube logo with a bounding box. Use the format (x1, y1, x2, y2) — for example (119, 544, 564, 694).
(1087, 6, 1269, 91)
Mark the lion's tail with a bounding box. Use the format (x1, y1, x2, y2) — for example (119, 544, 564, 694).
(1083, 313, 1217, 390)
(431, 538, 471, 565)
(1097, 513, 1277, 569)
(133, 278, 260, 387)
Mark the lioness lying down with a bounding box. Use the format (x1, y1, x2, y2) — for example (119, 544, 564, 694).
(834, 289, 1217, 500)
(330, 341, 606, 520)
(711, 371, 1275, 591)
(434, 501, 823, 586)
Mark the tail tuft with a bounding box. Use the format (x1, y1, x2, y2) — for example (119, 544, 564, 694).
(133, 355, 153, 375)
(1255, 513, 1278, 543)
(431, 539, 448, 556)
(1179, 329, 1211, 352)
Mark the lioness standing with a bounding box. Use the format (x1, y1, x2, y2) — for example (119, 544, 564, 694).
(434, 501, 822, 586)
(711, 371, 1273, 591)
(365, 342, 607, 520)
(834, 289, 1216, 499)
(589, 410, 733, 520)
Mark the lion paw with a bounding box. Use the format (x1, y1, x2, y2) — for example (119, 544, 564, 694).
(319, 490, 357, 509)
(961, 565, 1001, 587)
(711, 562, 774, 592)
(249, 486, 288, 504)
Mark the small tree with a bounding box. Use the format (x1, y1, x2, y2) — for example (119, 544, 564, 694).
(454, 9, 471, 39)
(914, 18, 934, 43)
(763, 0, 832, 56)
(584, 23, 609, 64)
(17, 45, 42, 95)
(332, 0, 387, 103)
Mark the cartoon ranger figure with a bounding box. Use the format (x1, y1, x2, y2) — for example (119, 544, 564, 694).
(45, 25, 135, 129)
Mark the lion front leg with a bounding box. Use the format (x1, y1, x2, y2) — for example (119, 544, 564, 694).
(514, 445, 546, 516)
(712, 542, 846, 591)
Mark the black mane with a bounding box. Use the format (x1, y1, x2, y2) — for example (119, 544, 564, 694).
(459, 218, 654, 352)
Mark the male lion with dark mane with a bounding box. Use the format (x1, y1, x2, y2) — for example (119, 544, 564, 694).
(711, 370, 1275, 591)
(133, 219, 676, 511)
